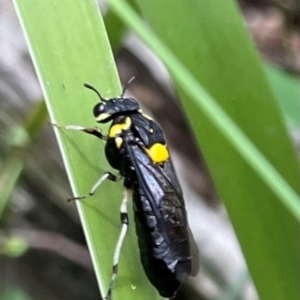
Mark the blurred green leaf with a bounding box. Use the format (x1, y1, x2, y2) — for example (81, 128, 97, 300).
(264, 64, 300, 127)
(0, 101, 47, 218)
(107, 0, 300, 299)
(0, 288, 32, 300)
(1, 236, 28, 257)
(104, 8, 126, 50)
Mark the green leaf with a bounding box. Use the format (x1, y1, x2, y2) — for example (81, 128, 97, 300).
(0, 101, 47, 218)
(1, 236, 29, 257)
(264, 64, 300, 127)
(0, 288, 32, 300)
(107, 0, 300, 299)
(104, 8, 126, 50)
(13, 1, 163, 299)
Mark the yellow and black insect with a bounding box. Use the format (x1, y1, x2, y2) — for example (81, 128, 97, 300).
(53, 77, 199, 299)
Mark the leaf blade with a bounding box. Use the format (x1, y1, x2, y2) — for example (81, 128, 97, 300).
(13, 0, 163, 299)
(107, 0, 300, 299)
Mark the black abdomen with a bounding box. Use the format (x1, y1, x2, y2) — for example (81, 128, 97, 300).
(132, 190, 183, 298)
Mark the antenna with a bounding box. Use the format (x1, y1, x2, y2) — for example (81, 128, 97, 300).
(121, 76, 135, 97)
(83, 83, 106, 102)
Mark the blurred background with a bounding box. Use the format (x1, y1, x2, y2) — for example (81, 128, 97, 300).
(0, 0, 299, 300)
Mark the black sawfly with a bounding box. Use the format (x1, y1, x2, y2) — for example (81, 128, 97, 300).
(52, 77, 199, 299)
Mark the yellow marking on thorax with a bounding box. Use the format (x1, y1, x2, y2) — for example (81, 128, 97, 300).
(115, 137, 123, 148)
(108, 117, 131, 138)
(145, 143, 169, 164)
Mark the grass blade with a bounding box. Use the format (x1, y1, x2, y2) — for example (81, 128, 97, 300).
(13, 0, 163, 299)
(107, 0, 300, 299)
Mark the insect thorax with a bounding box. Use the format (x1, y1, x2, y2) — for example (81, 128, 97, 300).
(105, 112, 170, 170)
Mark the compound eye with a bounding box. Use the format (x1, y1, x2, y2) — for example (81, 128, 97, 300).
(93, 103, 105, 117)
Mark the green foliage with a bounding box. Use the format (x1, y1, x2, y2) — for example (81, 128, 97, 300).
(13, 0, 162, 299)
(264, 64, 300, 127)
(1, 236, 28, 258)
(0, 101, 47, 218)
(0, 288, 32, 300)
(107, 0, 300, 299)
(13, 0, 300, 300)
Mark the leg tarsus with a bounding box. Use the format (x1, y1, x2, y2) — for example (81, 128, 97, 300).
(89, 172, 122, 197)
(67, 195, 86, 202)
(67, 172, 122, 203)
(104, 189, 132, 299)
(50, 122, 107, 140)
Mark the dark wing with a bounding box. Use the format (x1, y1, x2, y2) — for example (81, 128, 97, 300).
(163, 154, 200, 276)
(125, 141, 197, 279)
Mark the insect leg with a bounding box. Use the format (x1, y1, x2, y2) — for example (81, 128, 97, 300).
(68, 172, 123, 202)
(105, 188, 132, 300)
(50, 123, 107, 140)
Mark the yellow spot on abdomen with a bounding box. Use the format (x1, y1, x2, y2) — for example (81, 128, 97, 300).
(145, 143, 169, 164)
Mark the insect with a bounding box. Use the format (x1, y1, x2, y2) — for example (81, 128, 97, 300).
(52, 77, 199, 299)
